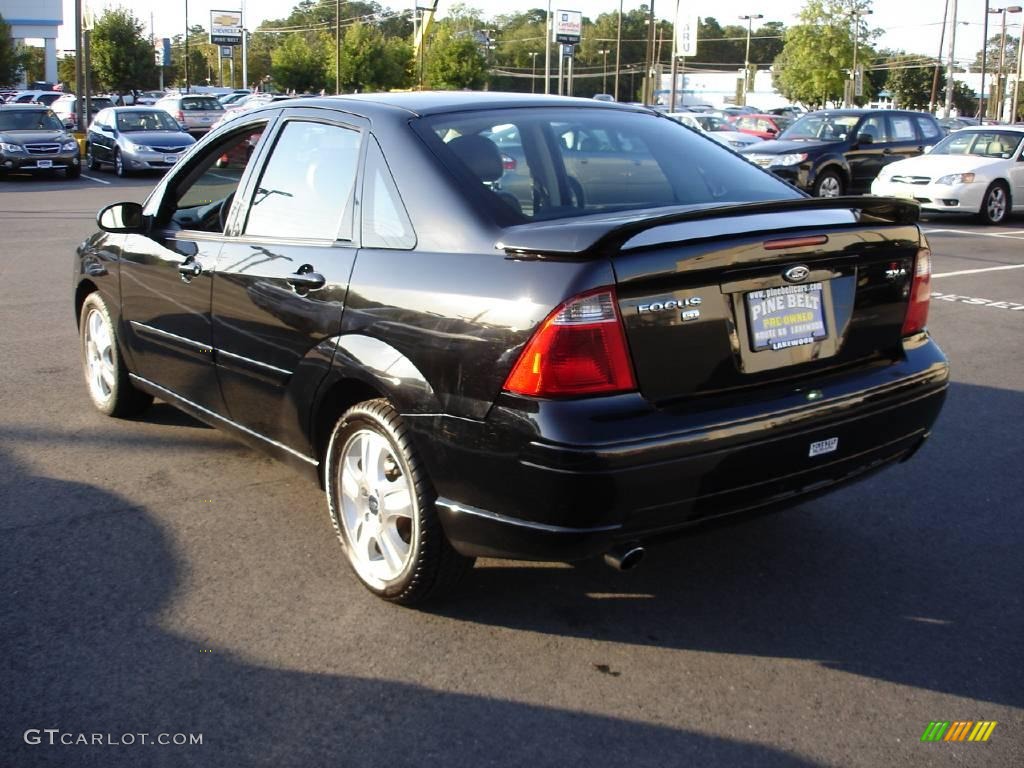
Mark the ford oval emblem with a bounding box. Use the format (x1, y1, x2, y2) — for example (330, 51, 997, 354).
(784, 265, 810, 283)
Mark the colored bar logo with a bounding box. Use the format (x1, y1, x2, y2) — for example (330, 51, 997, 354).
(921, 721, 997, 742)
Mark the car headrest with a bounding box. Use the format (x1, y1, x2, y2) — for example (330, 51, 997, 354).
(447, 134, 503, 183)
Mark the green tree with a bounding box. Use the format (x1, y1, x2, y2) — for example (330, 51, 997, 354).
(271, 31, 327, 92)
(0, 13, 28, 85)
(424, 26, 487, 89)
(773, 0, 878, 108)
(91, 8, 158, 91)
(20, 45, 45, 84)
(884, 53, 939, 109)
(331, 22, 410, 92)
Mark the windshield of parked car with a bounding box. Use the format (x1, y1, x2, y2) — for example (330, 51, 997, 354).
(780, 114, 861, 141)
(0, 109, 64, 131)
(928, 130, 1023, 158)
(116, 110, 182, 132)
(420, 107, 799, 223)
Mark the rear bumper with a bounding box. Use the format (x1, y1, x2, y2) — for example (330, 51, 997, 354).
(410, 335, 949, 561)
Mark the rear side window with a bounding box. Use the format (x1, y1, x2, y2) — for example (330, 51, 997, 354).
(362, 136, 415, 249)
(419, 108, 797, 222)
(889, 116, 916, 140)
(915, 116, 940, 140)
(243, 120, 361, 241)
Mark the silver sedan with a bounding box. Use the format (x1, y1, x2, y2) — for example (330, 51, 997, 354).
(85, 107, 196, 176)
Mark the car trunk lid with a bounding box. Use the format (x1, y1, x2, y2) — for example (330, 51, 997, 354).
(499, 197, 923, 404)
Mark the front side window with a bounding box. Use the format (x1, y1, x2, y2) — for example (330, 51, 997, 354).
(858, 114, 890, 142)
(243, 120, 361, 241)
(165, 122, 268, 233)
(419, 107, 798, 222)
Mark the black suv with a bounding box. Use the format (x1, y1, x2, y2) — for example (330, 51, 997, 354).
(0, 104, 81, 178)
(740, 109, 943, 197)
(74, 94, 948, 604)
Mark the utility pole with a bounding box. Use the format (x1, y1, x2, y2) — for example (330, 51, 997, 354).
(846, 8, 872, 107)
(184, 0, 190, 93)
(995, 7, 1022, 120)
(1015, 12, 1024, 120)
(943, 0, 959, 117)
(929, 0, 949, 113)
(530, 51, 539, 93)
(981, 7, 994, 119)
(644, 1, 655, 104)
(545, 1, 551, 94)
(241, 0, 248, 90)
(613, 0, 622, 101)
(74, 0, 83, 129)
(740, 14, 763, 107)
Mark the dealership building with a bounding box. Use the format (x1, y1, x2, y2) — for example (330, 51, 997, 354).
(1, 0, 61, 84)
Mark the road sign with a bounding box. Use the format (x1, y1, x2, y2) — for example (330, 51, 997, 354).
(552, 9, 582, 45)
(854, 65, 864, 97)
(155, 37, 172, 67)
(675, 13, 699, 57)
(210, 10, 243, 46)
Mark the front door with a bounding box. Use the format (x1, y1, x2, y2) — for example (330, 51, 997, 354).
(119, 117, 273, 414)
(212, 111, 364, 453)
(846, 113, 890, 192)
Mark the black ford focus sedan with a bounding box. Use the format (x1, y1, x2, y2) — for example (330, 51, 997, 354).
(74, 93, 948, 604)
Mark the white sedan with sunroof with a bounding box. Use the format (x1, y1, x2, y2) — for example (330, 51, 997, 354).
(871, 125, 1024, 224)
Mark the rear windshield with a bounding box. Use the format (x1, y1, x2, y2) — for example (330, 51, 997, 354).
(181, 97, 224, 111)
(418, 107, 798, 222)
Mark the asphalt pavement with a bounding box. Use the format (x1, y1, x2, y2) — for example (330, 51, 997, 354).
(1, 172, 1021, 767)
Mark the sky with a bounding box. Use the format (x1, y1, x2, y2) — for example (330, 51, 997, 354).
(51, 0, 1006, 68)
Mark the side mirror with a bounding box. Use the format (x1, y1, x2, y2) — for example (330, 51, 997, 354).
(856, 132, 874, 145)
(97, 202, 146, 233)
(766, 127, 778, 135)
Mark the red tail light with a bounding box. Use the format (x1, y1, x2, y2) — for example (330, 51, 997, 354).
(504, 289, 636, 397)
(500, 153, 517, 171)
(901, 247, 931, 336)
(176, 110, 185, 123)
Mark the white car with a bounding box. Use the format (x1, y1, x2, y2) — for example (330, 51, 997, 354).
(871, 125, 1024, 225)
(666, 112, 763, 150)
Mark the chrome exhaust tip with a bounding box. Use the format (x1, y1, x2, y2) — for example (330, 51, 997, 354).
(603, 543, 645, 571)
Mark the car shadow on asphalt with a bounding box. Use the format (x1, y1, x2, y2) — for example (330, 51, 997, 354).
(436, 381, 1024, 710)
(0, 447, 823, 768)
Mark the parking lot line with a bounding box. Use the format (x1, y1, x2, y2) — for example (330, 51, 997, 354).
(81, 174, 111, 185)
(933, 264, 1024, 278)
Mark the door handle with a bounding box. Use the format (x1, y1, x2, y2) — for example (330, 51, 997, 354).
(882, 148, 894, 155)
(286, 267, 325, 291)
(178, 259, 202, 282)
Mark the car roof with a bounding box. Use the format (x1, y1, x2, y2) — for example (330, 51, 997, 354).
(953, 124, 1024, 133)
(109, 106, 172, 112)
(0, 103, 54, 110)
(807, 108, 930, 117)
(259, 91, 647, 119)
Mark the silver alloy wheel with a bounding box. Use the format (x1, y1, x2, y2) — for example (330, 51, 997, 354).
(986, 186, 1007, 223)
(84, 307, 116, 404)
(817, 174, 841, 197)
(115, 150, 124, 176)
(336, 429, 416, 587)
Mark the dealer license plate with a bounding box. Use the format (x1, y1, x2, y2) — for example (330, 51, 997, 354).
(746, 282, 828, 351)
(37, 159, 52, 168)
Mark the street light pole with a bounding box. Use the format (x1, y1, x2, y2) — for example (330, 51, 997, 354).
(599, 48, 610, 93)
(530, 52, 539, 93)
(944, 0, 960, 118)
(1015, 12, 1024, 120)
(613, 0, 623, 101)
(739, 14, 763, 107)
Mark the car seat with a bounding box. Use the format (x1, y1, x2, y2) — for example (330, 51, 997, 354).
(447, 134, 522, 215)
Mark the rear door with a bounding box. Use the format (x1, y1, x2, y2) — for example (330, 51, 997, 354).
(211, 108, 364, 452)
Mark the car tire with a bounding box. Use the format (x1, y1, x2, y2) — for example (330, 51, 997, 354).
(79, 292, 153, 418)
(85, 145, 99, 171)
(979, 181, 1010, 225)
(65, 163, 81, 179)
(812, 169, 843, 198)
(114, 149, 128, 177)
(325, 399, 474, 605)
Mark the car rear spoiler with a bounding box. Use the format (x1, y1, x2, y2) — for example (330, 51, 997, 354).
(497, 196, 920, 260)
